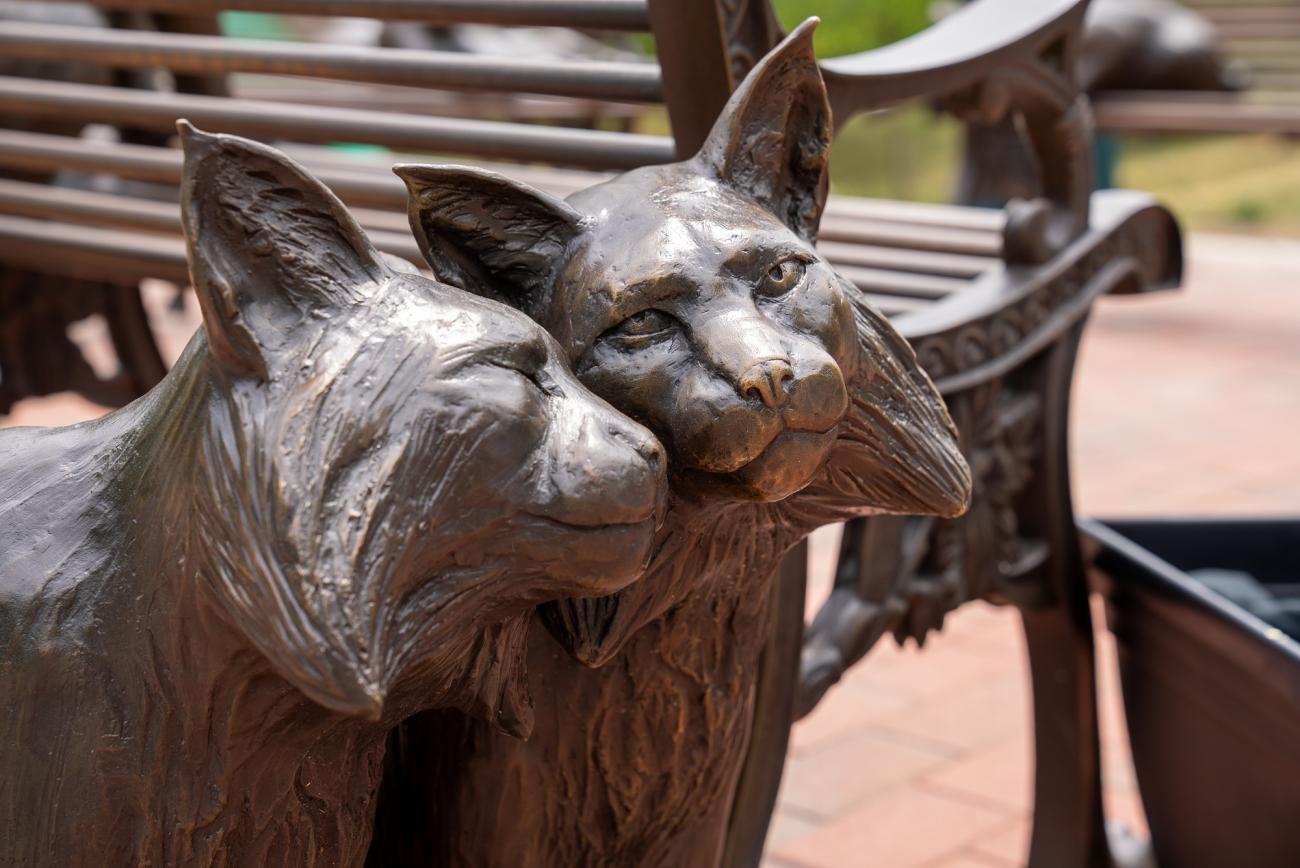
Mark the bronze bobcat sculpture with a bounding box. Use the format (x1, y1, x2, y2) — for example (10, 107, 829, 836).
(0, 124, 665, 868)
(374, 21, 972, 867)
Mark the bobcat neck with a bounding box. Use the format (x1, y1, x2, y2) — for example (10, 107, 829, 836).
(383, 497, 794, 867)
(0, 344, 390, 868)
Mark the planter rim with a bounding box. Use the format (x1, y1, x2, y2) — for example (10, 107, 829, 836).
(1080, 516, 1300, 668)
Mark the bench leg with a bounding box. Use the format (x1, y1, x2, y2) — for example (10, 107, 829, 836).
(0, 272, 164, 412)
(1018, 321, 1112, 868)
(722, 543, 807, 868)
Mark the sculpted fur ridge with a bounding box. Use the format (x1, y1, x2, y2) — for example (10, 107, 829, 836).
(0, 125, 665, 868)
(379, 20, 972, 868)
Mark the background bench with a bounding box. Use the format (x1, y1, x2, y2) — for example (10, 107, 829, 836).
(1093, 0, 1300, 136)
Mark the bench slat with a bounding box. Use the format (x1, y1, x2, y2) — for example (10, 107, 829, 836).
(828, 265, 968, 299)
(33, 0, 652, 31)
(819, 214, 1002, 258)
(0, 129, 183, 184)
(815, 240, 995, 279)
(1094, 92, 1300, 134)
(229, 81, 647, 122)
(0, 22, 664, 103)
(0, 177, 179, 234)
(0, 76, 676, 170)
(0, 177, 425, 260)
(0, 213, 191, 284)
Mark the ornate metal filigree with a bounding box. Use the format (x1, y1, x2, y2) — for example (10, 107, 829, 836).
(798, 195, 1181, 716)
(909, 202, 1178, 389)
(913, 380, 1049, 620)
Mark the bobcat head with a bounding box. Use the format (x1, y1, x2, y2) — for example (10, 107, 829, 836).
(177, 123, 665, 724)
(394, 21, 964, 518)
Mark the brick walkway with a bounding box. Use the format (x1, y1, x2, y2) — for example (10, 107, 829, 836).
(4, 233, 1299, 866)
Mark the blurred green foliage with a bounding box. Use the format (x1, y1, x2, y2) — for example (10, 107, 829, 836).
(770, 0, 960, 203)
(771, 0, 932, 56)
(218, 12, 290, 39)
(827, 109, 960, 202)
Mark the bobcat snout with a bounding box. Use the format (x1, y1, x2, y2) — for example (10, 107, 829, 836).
(739, 359, 794, 409)
(540, 412, 665, 529)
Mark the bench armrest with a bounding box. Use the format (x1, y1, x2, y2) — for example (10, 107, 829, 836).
(820, 0, 1088, 114)
(820, 0, 1094, 265)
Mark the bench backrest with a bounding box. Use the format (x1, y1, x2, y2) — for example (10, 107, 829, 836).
(1191, 0, 1300, 91)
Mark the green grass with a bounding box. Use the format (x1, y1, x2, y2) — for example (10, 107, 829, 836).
(771, 0, 931, 57)
(1117, 134, 1300, 237)
(826, 109, 962, 202)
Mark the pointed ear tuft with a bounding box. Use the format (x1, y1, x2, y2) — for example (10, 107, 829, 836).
(179, 121, 389, 379)
(695, 18, 832, 241)
(395, 164, 582, 315)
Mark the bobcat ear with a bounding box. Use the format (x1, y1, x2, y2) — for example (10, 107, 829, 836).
(394, 164, 583, 315)
(695, 18, 832, 241)
(179, 120, 389, 379)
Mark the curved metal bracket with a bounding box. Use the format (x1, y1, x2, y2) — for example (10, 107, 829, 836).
(819, 0, 1094, 264)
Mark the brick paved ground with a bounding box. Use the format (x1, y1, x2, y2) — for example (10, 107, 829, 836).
(4, 233, 1298, 866)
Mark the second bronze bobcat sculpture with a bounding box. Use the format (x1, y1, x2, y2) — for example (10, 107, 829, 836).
(372, 21, 972, 868)
(0, 124, 666, 868)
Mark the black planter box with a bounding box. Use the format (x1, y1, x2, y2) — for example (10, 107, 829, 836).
(1081, 518, 1300, 868)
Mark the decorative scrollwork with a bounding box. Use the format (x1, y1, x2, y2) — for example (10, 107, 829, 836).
(928, 382, 1049, 610)
(798, 374, 1048, 716)
(909, 202, 1178, 389)
(797, 192, 1188, 715)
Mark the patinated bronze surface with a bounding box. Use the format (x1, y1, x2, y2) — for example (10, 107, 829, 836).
(0, 123, 668, 867)
(370, 22, 971, 867)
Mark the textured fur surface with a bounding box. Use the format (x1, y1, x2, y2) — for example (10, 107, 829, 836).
(375, 22, 971, 867)
(0, 126, 665, 867)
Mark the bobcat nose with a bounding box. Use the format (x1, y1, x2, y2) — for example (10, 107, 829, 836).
(739, 359, 794, 409)
(543, 415, 665, 528)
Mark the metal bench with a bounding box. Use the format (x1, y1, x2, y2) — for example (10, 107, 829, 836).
(0, 1, 1183, 865)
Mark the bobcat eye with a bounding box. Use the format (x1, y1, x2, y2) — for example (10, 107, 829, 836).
(504, 364, 559, 397)
(760, 258, 807, 296)
(482, 340, 557, 395)
(611, 309, 677, 342)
